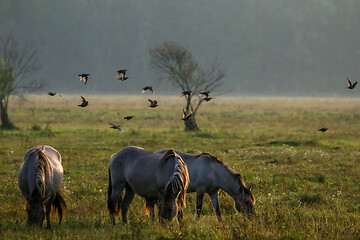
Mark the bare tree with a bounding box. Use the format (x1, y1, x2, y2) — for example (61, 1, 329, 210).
(0, 33, 43, 129)
(149, 41, 225, 131)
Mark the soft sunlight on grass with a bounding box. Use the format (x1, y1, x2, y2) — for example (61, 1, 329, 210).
(0, 95, 359, 239)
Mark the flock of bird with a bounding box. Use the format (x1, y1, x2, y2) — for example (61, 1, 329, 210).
(47, 69, 213, 131)
(48, 73, 357, 133)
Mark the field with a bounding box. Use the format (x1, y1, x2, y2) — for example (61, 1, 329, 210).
(0, 95, 359, 239)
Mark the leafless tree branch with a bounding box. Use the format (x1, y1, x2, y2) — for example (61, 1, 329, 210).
(0, 32, 42, 128)
(149, 41, 225, 131)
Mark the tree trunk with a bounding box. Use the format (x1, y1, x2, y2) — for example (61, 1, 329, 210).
(184, 115, 199, 131)
(0, 101, 16, 129)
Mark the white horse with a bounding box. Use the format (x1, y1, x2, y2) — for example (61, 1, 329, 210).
(107, 146, 189, 225)
(18, 145, 66, 228)
(152, 149, 255, 221)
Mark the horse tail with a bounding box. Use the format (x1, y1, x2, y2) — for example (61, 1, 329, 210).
(107, 167, 122, 215)
(52, 188, 67, 224)
(144, 199, 152, 216)
(144, 199, 154, 216)
(35, 146, 50, 198)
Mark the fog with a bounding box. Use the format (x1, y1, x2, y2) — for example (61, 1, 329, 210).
(1, 0, 359, 96)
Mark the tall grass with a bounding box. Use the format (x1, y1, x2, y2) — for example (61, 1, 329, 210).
(0, 95, 359, 239)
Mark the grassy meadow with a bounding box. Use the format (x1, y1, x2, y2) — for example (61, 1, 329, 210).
(0, 95, 359, 239)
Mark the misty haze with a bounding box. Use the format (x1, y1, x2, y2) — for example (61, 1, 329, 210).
(1, 0, 359, 96)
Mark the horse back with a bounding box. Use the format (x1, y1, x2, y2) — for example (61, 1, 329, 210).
(18, 145, 63, 199)
(110, 147, 164, 198)
(155, 149, 224, 192)
(110, 147, 187, 200)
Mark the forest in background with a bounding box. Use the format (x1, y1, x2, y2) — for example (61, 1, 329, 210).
(1, 0, 359, 96)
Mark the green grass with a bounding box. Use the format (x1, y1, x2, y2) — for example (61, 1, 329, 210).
(0, 95, 359, 239)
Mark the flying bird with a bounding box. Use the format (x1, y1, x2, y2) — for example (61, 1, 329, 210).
(48, 91, 62, 97)
(200, 91, 210, 97)
(181, 108, 192, 121)
(78, 74, 90, 85)
(347, 77, 357, 89)
(118, 76, 128, 81)
(117, 69, 127, 81)
(108, 122, 122, 131)
(78, 96, 88, 107)
(116, 69, 127, 77)
(124, 116, 134, 120)
(203, 97, 213, 102)
(318, 128, 328, 132)
(148, 99, 158, 108)
(142, 86, 153, 93)
(181, 90, 192, 100)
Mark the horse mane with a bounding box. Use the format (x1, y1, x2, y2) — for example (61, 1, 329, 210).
(200, 153, 256, 204)
(35, 146, 50, 198)
(236, 174, 256, 204)
(164, 150, 190, 211)
(199, 152, 235, 174)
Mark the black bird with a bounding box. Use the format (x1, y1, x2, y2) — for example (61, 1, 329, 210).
(116, 69, 127, 77)
(181, 108, 192, 121)
(108, 122, 122, 131)
(148, 99, 158, 108)
(117, 70, 127, 81)
(181, 90, 192, 100)
(48, 91, 62, 97)
(124, 116, 134, 120)
(118, 76, 128, 81)
(78, 74, 90, 85)
(347, 77, 358, 89)
(78, 96, 88, 107)
(203, 97, 213, 102)
(200, 91, 210, 97)
(318, 128, 328, 132)
(142, 86, 153, 93)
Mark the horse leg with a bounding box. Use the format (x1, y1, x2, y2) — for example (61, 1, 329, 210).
(45, 201, 52, 229)
(108, 183, 125, 226)
(195, 191, 205, 220)
(145, 200, 156, 221)
(121, 187, 135, 224)
(209, 191, 222, 222)
(45, 195, 55, 229)
(149, 205, 155, 220)
(177, 209, 184, 226)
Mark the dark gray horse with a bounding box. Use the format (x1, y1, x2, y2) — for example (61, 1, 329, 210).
(107, 146, 189, 225)
(18, 145, 66, 228)
(152, 149, 255, 221)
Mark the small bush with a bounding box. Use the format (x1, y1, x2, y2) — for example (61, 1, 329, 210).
(31, 124, 41, 131)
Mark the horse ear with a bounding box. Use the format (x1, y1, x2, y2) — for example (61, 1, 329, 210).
(161, 149, 175, 161)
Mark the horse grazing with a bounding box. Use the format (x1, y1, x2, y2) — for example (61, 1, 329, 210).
(18, 145, 66, 228)
(153, 149, 255, 221)
(107, 146, 189, 225)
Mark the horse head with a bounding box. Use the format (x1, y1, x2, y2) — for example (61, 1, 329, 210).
(25, 188, 51, 227)
(160, 181, 181, 221)
(234, 174, 256, 216)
